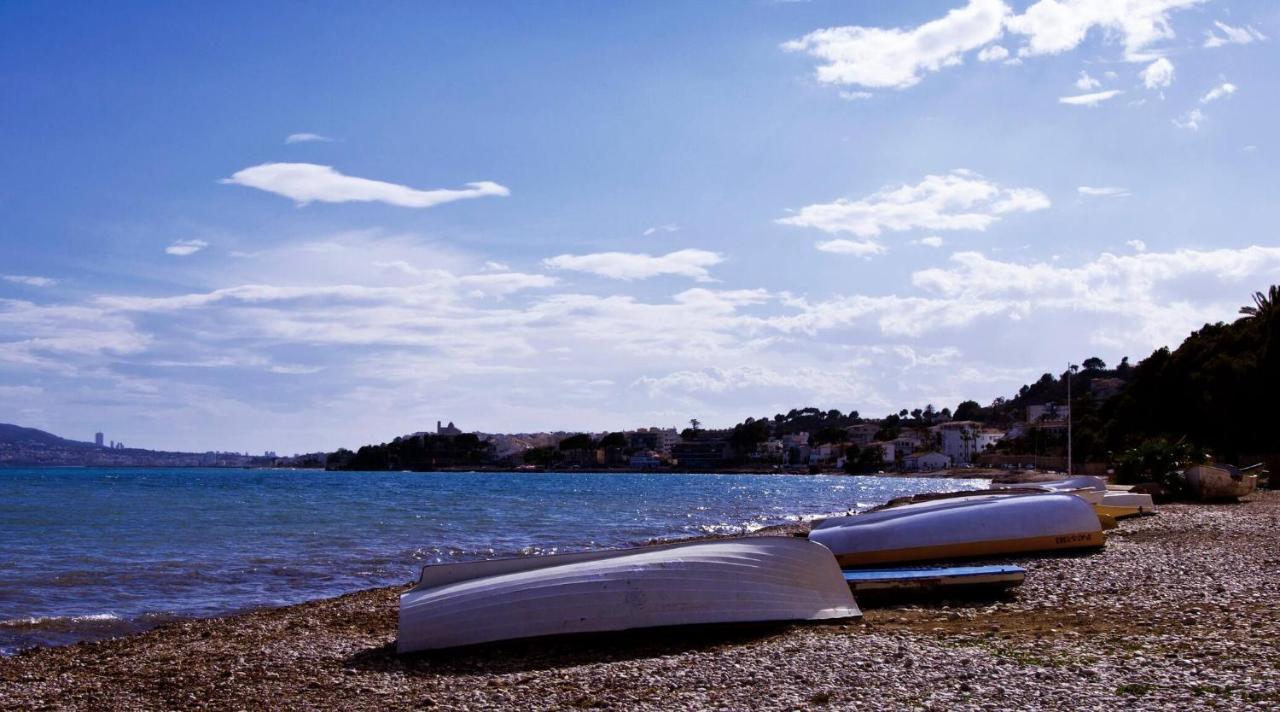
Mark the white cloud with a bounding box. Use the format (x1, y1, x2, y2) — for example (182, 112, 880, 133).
(165, 239, 209, 256)
(910, 246, 1280, 345)
(1173, 108, 1205, 130)
(221, 163, 510, 208)
(1203, 21, 1267, 48)
(839, 90, 874, 101)
(815, 239, 887, 257)
(1139, 57, 1174, 89)
(1200, 82, 1237, 103)
(1074, 71, 1101, 90)
(642, 224, 680, 236)
(1006, 0, 1204, 61)
(917, 236, 945, 247)
(1127, 239, 1147, 251)
(285, 133, 333, 144)
(785, 1, 1204, 94)
(781, 0, 1009, 89)
(3, 275, 57, 287)
(977, 44, 1010, 62)
(1078, 185, 1131, 197)
(542, 249, 724, 282)
(1059, 89, 1123, 106)
(777, 170, 1049, 253)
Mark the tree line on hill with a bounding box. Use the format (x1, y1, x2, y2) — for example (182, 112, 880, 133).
(327, 286, 1277, 480)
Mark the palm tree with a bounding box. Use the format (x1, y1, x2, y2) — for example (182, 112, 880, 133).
(1239, 285, 1280, 319)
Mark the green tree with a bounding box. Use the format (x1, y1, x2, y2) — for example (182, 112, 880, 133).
(598, 432, 628, 449)
(812, 426, 848, 445)
(558, 433, 595, 451)
(1239, 285, 1279, 320)
(953, 400, 983, 422)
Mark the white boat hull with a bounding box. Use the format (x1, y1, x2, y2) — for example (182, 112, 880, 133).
(398, 537, 860, 653)
(810, 493, 1105, 567)
(1099, 491, 1155, 517)
(994, 476, 1107, 504)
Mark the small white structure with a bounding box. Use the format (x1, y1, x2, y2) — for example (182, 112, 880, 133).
(398, 538, 861, 652)
(903, 451, 951, 471)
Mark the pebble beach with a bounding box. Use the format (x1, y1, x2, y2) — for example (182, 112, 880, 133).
(2, 491, 1277, 711)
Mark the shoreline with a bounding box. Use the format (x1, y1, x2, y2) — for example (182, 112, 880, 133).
(3, 492, 1278, 709)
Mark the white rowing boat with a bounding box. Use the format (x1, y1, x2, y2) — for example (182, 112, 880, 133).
(1097, 491, 1156, 518)
(994, 476, 1107, 505)
(397, 537, 860, 653)
(842, 564, 1025, 598)
(809, 492, 1105, 567)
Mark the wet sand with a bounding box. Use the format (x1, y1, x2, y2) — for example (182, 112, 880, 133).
(3, 492, 1278, 710)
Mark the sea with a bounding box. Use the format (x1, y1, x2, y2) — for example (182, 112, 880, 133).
(0, 467, 986, 654)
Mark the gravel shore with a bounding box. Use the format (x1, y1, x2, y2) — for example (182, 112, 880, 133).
(3, 492, 1278, 711)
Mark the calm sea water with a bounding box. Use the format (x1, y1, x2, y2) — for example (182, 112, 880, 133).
(0, 468, 985, 653)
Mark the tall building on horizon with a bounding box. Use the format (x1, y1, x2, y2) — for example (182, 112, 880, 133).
(95, 432, 104, 447)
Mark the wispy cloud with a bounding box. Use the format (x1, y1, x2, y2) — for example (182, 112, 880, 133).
(1059, 89, 1123, 106)
(2, 275, 58, 287)
(1075, 71, 1101, 91)
(1201, 82, 1237, 103)
(165, 239, 209, 256)
(1139, 57, 1174, 89)
(543, 249, 723, 282)
(221, 163, 510, 208)
(815, 239, 887, 257)
(642, 224, 680, 236)
(284, 132, 334, 144)
(977, 45, 1009, 62)
(1078, 186, 1131, 198)
(1203, 20, 1267, 49)
(777, 170, 1049, 258)
(1173, 108, 1205, 130)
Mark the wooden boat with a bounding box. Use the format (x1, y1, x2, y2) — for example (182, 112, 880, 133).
(809, 493, 1105, 567)
(397, 537, 860, 653)
(842, 564, 1025, 598)
(1183, 465, 1258, 501)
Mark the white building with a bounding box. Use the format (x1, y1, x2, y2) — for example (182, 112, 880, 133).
(932, 421, 1004, 465)
(845, 423, 880, 447)
(904, 451, 951, 471)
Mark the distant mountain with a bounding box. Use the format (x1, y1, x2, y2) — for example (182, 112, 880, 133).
(0, 423, 271, 468)
(0, 423, 93, 449)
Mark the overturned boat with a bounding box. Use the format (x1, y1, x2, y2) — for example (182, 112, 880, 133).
(1183, 464, 1259, 501)
(842, 564, 1025, 600)
(1097, 491, 1156, 519)
(993, 475, 1107, 505)
(398, 537, 860, 653)
(809, 493, 1105, 567)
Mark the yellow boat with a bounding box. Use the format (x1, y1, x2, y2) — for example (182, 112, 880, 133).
(1094, 491, 1156, 520)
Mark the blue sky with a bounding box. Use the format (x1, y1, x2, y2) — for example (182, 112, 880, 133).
(2, 1, 1278, 453)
